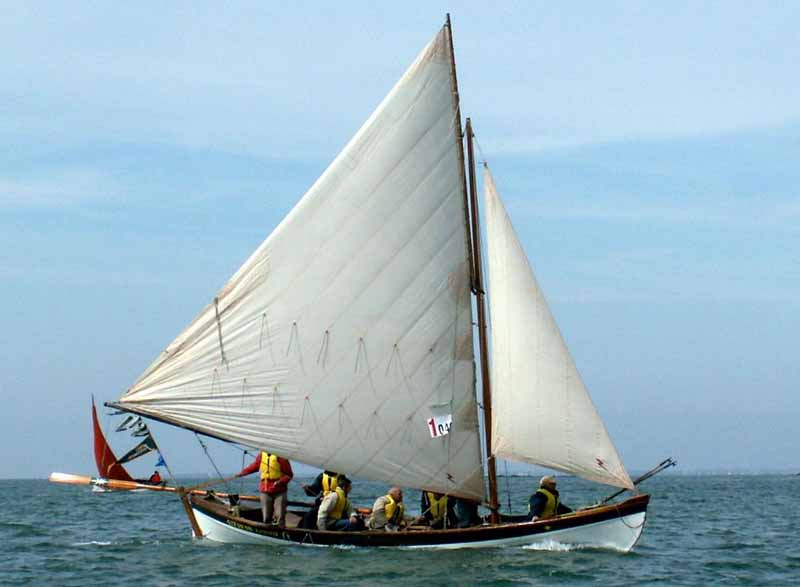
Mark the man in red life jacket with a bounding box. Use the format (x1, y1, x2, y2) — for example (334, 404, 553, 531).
(147, 470, 162, 484)
(237, 451, 294, 526)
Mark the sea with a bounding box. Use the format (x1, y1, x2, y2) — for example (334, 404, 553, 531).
(2, 474, 799, 586)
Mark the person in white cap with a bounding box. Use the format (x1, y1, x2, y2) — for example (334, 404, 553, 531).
(527, 475, 572, 521)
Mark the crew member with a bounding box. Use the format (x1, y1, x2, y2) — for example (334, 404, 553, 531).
(316, 475, 364, 531)
(453, 497, 481, 527)
(299, 470, 340, 529)
(527, 475, 572, 521)
(368, 486, 406, 531)
(302, 470, 340, 499)
(237, 451, 294, 526)
(420, 490, 456, 529)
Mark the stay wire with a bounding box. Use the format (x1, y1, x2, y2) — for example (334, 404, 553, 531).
(194, 432, 229, 492)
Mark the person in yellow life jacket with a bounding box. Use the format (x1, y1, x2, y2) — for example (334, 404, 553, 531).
(527, 475, 572, 521)
(316, 475, 364, 531)
(368, 486, 406, 531)
(237, 451, 294, 526)
(419, 490, 457, 529)
(302, 470, 340, 499)
(299, 471, 341, 529)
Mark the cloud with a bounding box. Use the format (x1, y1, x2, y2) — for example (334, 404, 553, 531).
(0, 169, 124, 209)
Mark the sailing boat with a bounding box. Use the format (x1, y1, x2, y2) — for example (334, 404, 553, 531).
(104, 16, 658, 550)
(91, 397, 167, 490)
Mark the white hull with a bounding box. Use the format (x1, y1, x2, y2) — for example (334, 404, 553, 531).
(191, 506, 646, 552)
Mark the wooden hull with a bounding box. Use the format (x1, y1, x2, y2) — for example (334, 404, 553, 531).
(188, 493, 649, 551)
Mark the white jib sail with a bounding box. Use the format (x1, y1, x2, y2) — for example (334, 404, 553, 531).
(115, 26, 484, 500)
(483, 167, 633, 489)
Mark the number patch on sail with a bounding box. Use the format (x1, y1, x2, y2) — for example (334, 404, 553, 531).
(427, 414, 452, 438)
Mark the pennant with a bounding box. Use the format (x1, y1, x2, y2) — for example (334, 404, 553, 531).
(131, 420, 150, 437)
(115, 415, 137, 432)
(117, 435, 157, 464)
(155, 453, 167, 468)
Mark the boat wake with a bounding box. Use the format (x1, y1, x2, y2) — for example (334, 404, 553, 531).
(522, 540, 632, 554)
(522, 540, 577, 552)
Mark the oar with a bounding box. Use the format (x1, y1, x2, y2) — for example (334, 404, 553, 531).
(49, 472, 174, 492)
(49, 471, 247, 498)
(49, 472, 96, 485)
(49, 471, 316, 508)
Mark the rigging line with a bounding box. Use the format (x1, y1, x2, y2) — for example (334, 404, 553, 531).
(503, 460, 512, 514)
(150, 438, 177, 482)
(239, 448, 247, 494)
(195, 432, 229, 492)
(473, 134, 490, 170)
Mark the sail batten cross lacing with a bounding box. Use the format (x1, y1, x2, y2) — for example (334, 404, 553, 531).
(317, 330, 330, 367)
(292, 302, 478, 495)
(213, 297, 228, 367)
(259, 310, 276, 364)
(285, 321, 306, 374)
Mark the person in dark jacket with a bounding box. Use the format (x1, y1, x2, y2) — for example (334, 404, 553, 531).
(453, 497, 481, 527)
(302, 470, 340, 499)
(527, 475, 572, 521)
(299, 470, 340, 529)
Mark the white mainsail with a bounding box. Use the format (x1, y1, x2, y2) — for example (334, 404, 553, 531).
(115, 27, 485, 500)
(483, 167, 633, 489)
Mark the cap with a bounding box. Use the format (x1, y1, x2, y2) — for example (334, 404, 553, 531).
(539, 475, 556, 488)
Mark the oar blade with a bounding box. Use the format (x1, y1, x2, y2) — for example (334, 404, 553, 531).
(49, 472, 92, 485)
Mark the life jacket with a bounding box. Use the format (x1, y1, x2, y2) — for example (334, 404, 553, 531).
(426, 492, 448, 521)
(385, 494, 404, 525)
(321, 471, 339, 496)
(259, 452, 283, 481)
(329, 486, 350, 521)
(530, 487, 559, 518)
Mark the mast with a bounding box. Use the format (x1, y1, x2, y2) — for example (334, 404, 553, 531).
(465, 118, 500, 522)
(444, 12, 499, 522)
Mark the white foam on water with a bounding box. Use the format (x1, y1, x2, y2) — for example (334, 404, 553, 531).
(72, 541, 114, 547)
(522, 540, 576, 552)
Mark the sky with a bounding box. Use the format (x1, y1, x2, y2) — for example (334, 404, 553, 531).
(2, 2, 798, 480)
